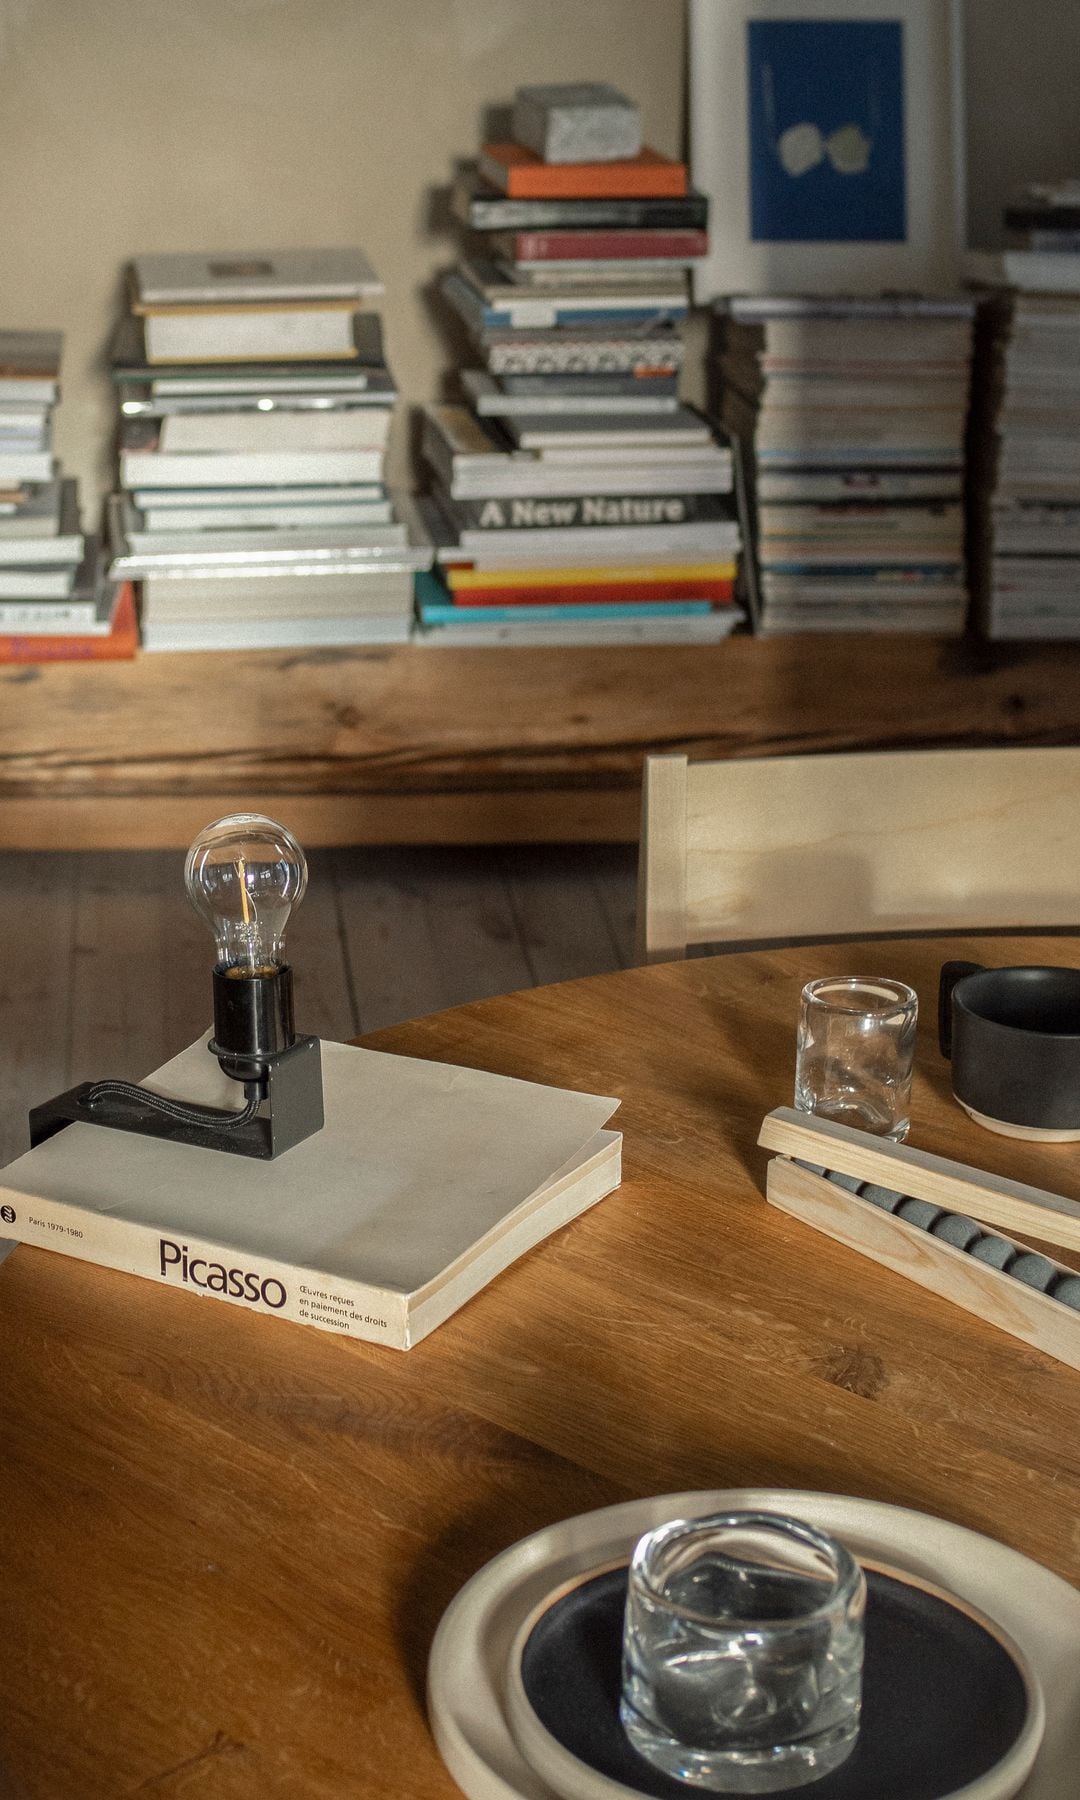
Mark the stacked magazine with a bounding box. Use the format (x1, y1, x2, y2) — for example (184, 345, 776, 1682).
(714, 296, 974, 635)
(0, 332, 124, 661)
(967, 184, 1080, 639)
(105, 250, 429, 651)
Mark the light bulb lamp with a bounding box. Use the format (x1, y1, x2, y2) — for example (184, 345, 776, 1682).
(29, 814, 324, 1160)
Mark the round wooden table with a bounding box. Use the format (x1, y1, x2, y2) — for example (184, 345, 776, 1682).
(3, 936, 1080, 1797)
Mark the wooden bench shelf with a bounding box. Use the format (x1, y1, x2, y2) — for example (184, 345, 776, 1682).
(3, 633, 1080, 848)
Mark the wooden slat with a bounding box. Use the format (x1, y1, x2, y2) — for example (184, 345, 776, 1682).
(680, 747, 1080, 946)
(766, 1157, 1080, 1375)
(0, 791, 642, 850)
(759, 1106, 1080, 1251)
(5, 634, 1080, 846)
(637, 753, 688, 962)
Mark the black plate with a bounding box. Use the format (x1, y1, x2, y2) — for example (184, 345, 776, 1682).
(519, 1565, 1031, 1800)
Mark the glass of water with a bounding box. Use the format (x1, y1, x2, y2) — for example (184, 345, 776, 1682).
(795, 976, 918, 1141)
(620, 1511, 865, 1793)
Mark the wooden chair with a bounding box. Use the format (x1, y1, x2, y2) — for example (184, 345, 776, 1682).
(636, 747, 1080, 963)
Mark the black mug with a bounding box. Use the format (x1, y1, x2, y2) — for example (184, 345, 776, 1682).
(938, 960, 1080, 1139)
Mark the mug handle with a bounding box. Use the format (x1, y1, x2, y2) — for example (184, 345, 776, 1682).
(938, 961, 984, 1059)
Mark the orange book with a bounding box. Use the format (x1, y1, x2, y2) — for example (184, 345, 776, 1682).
(478, 143, 688, 200)
(0, 582, 138, 663)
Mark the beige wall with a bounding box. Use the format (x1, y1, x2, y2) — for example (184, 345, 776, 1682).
(0, 0, 1074, 510)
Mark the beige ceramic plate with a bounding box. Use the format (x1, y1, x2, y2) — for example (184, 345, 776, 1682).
(427, 1489, 1080, 1800)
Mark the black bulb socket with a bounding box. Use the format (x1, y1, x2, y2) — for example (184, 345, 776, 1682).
(212, 962, 295, 1079)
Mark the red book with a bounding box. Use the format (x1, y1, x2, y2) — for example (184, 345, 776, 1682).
(495, 229, 708, 263)
(478, 143, 688, 200)
(0, 582, 138, 663)
(453, 580, 736, 608)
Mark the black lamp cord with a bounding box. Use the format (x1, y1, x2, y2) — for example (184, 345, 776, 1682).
(84, 1079, 263, 1131)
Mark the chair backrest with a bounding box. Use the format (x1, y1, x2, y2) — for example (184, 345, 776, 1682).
(636, 747, 1080, 962)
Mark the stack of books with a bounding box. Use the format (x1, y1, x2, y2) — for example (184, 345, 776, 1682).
(105, 250, 429, 652)
(0, 332, 124, 661)
(419, 83, 742, 646)
(714, 297, 974, 636)
(966, 185, 1080, 639)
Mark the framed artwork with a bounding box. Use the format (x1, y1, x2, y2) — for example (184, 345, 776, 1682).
(689, 0, 965, 299)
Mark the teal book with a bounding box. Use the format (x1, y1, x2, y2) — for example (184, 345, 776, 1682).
(417, 600, 714, 624)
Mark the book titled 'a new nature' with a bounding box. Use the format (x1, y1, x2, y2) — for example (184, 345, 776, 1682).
(0, 1037, 621, 1349)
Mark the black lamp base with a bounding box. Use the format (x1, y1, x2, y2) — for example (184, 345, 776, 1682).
(29, 1035, 324, 1161)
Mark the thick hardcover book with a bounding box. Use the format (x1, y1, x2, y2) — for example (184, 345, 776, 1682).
(478, 143, 687, 200)
(454, 176, 708, 232)
(490, 229, 708, 264)
(441, 267, 688, 335)
(132, 248, 384, 306)
(461, 369, 679, 415)
(110, 312, 385, 385)
(119, 422, 384, 490)
(442, 492, 735, 531)
(140, 307, 360, 366)
(0, 584, 137, 663)
(0, 1036, 621, 1350)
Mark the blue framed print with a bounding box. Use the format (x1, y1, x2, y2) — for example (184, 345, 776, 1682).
(748, 19, 906, 243)
(689, 0, 964, 298)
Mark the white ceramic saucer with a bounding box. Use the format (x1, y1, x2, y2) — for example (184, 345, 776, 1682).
(427, 1489, 1080, 1800)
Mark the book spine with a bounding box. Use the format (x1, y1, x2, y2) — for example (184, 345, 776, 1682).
(486, 340, 683, 377)
(447, 581, 736, 607)
(0, 634, 134, 662)
(481, 300, 688, 331)
(498, 230, 708, 262)
(0, 1182, 410, 1348)
(483, 157, 688, 201)
(445, 492, 732, 530)
(419, 600, 715, 624)
(465, 194, 709, 231)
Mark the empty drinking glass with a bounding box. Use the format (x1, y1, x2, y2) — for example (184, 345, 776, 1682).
(795, 976, 918, 1141)
(620, 1512, 865, 1792)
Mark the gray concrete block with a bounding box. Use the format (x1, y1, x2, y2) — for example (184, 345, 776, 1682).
(512, 83, 642, 164)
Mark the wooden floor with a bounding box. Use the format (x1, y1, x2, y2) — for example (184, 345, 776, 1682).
(0, 844, 637, 1167)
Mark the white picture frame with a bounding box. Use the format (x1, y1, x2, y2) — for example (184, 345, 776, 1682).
(689, 0, 966, 300)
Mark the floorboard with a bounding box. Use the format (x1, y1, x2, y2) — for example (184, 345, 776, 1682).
(0, 843, 638, 1162)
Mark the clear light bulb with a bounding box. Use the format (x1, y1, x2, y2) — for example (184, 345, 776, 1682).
(184, 813, 307, 977)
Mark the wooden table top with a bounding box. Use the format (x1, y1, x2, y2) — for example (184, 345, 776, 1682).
(4, 935, 1080, 1798)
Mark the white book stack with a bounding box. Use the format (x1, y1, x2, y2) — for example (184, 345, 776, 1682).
(0, 334, 106, 641)
(713, 296, 975, 636)
(966, 192, 1080, 639)
(106, 250, 431, 651)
